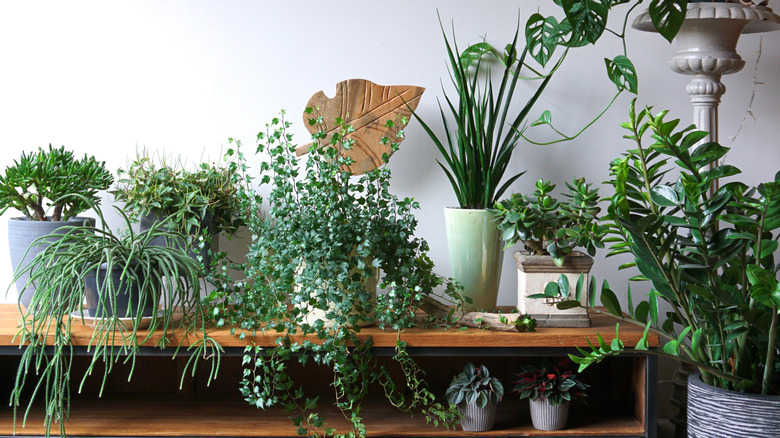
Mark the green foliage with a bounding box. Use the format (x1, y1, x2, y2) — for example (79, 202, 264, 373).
(562, 99, 780, 396)
(10, 199, 220, 437)
(514, 314, 538, 332)
(0, 145, 113, 221)
(113, 149, 244, 238)
(207, 110, 463, 436)
(512, 359, 589, 406)
(445, 363, 504, 409)
(492, 178, 607, 264)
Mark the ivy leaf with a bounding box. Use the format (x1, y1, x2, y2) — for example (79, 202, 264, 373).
(560, 0, 609, 44)
(525, 13, 561, 67)
(605, 55, 637, 94)
(649, 0, 687, 42)
(460, 42, 498, 68)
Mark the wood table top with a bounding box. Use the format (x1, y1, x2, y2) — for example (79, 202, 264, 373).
(0, 303, 657, 350)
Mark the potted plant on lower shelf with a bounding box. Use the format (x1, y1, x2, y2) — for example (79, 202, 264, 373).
(513, 359, 588, 431)
(0, 145, 113, 308)
(445, 363, 504, 432)
(492, 178, 607, 327)
(112, 149, 243, 271)
(557, 100, 780, 436)
(10, 201, 221, 438)
(206, 110, 463, 436)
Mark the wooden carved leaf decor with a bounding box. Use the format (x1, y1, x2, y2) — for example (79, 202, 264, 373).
(298, 78, 425, 175)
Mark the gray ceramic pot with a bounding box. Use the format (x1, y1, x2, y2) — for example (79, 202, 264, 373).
(84, 263, 157, 318)
(688, 372, 780, 437)
(140, 211, 217, 269)
(529, 397, 569, 431)
(457, 401, 497, 432)
(8, 217, 94, 310)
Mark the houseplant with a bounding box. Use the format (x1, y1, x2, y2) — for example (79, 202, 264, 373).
(492, 178, 606, 327)
(512, 359, 588, 431)
(10, 200, 221, 438)
(555, 100, 780, 436)
(412, 1, 644, 310)
(445, 363, 504, 432)
(112, 150, 243, 270)
(206, 110, 462, 436)
(0, 145, 113, 308)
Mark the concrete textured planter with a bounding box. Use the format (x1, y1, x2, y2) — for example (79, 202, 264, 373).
(688, 373, 780, 437)
(457, 401, 496, 432)
(514, 251, 593, 327)
(529, 398, 569, 431)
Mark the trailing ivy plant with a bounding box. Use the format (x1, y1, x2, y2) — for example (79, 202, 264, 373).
(492, 178, 607, 265)
(206, 110, 463, 437)
(10, 199, 222, 437)
(550, 100, 780, 396)
(0, 145, 113, 221)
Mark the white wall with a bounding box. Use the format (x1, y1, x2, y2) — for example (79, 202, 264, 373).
(1, 0, 779, 308)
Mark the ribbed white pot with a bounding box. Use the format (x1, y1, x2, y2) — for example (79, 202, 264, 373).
(529, 397, 569, 431)
(457, 401, 496, 432)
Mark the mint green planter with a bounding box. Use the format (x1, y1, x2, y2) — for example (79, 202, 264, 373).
(444, 208, 503, 311)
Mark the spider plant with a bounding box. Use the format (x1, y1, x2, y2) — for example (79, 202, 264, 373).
(10, 199, 222, 437)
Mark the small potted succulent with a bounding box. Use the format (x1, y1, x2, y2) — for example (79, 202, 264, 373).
(445, 363, 504, 432)
(513, 359, 588, 431)
(112, 150, 243, 270)
(0, 145, 113, 308)
(492, 178, 607, 327)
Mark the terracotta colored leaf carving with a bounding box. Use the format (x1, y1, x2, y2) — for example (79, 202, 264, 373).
(298, 78, 425, 175)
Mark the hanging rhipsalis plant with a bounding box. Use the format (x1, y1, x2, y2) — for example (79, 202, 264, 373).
(206, 110, 463, 436)
(10, 200, 222, 437)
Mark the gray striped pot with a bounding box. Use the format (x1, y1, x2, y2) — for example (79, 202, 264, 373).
(457, 401, 497, 432)
(529, 398, 569, 431)
(8, 217, 94, 310)
(688, 373, 780, 437)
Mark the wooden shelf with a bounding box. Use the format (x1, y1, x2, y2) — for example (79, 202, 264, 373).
(0, 305, 658, 349)
(0, 304, 657, 437)
(0, 394, 645, 437)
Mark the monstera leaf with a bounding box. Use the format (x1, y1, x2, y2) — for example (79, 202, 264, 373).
(297, 79, 425, 175)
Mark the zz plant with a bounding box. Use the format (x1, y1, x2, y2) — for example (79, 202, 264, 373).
(11, 201, 222, 437)
(557, 100, 780, 396)
(492, 178, 607, 265)
(0, 145, 113, 221)
(206, 110, 462, 437)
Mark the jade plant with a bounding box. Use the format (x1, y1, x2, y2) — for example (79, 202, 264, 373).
(492, 178, 607, 264)
(553, 100, 780, 396)
(0, 145, 113, 221)
(10, 200, 221, 437)
(206, 110, 463, 436)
